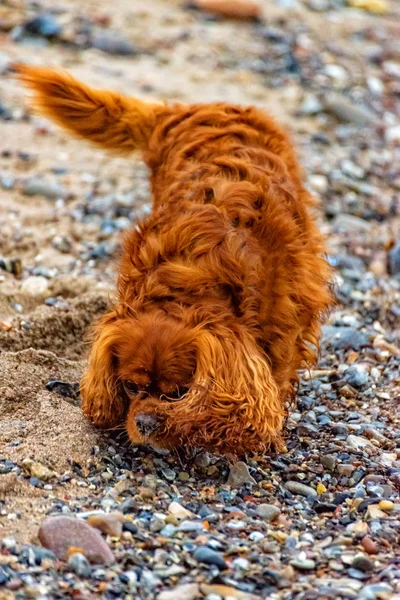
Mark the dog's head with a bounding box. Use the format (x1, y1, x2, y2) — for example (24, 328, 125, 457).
(81, 309, 284, 455)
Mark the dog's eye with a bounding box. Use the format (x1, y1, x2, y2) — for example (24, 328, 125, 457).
(165, 386, 190, 401)
(124, 380, 139, 395)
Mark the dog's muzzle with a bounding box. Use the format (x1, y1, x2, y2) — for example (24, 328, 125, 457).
(135, 413, 160, 437)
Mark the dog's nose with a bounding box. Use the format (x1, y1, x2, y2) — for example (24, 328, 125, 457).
(135, 413, 159, 437)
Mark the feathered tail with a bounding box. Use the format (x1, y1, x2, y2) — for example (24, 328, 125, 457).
(13, 64, 159, 153)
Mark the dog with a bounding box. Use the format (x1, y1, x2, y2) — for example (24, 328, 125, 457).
(15, 64, 333, 456)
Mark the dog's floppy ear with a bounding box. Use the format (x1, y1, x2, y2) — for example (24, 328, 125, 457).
(80, 311, 126, 428)
(13, 63, 159, 153)
(173, 327, 285, 454)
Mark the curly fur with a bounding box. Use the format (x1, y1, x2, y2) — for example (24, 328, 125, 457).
(15, 64, 333, 455)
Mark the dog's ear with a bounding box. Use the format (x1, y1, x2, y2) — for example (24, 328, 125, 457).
(13, 64, 159, 153)
(80, 311, 126, 428)
(182, 328, 285, 453)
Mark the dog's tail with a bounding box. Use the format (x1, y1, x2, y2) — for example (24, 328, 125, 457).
(13, 64, 159, 153)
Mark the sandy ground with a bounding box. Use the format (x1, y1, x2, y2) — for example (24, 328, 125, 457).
(0, 0, 399, 598)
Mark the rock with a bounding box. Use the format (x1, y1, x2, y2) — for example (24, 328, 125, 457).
(364, 428, 387, 444)
(91, 31, 138, 55)
(256, 504, 281, 522)
(299, 94, 323, 116)
(322, 326, 369, 351)
(378, 500, 394, 513)
(161, 468, 176, 482)
(331, 215, 372, 233)
(22, 459, 54, 481)
(187, 0, 262, 20)
(388, 241, 400, 275)
(290, 558, 316, 570)
(22, 178, 66, 199)
(324, 64, 349, 86)
(284, 481, 317, 498)
(52, 236, 72, 253)
(38, 516, 115, 564)
(343, 366, 368, 389)
(177, 521, 205, 532)
(0, 257, 22, 275)
(87, 512, 124, 538)
(157, 584, 200, 600)
(20, 276, 49, 297)
(321, 455, 337, 470)
(359, 583, 393, 599)
(139, 487, 156, 499)
(200, 583, 260, 599)
(322, 93, 375, 125)
(313, 502, 337, 514)
(23, 13, 62, 38)
(348, 0, 388, 13)
(150, 516, 165, 533)
(352, 554, 374, 573)
(361, 537, 378, 555)
(337, 464, 355, 477)
(193, 451, 211, 469)
(366, 505, 387, 519)
(385, 125, 400, 144)
(120, 498, 137, 514)
(46, 380, 80, 400)
(193, 546, 227, 569)
(227, 462, 256, 486)
(168, 502, 194, 520)
(68, 552, 91, 576)
(331, 423, 349, 436)
(347, 435, 373, 451)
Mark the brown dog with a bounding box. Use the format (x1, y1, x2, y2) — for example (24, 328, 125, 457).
(16, 65, 332, 455)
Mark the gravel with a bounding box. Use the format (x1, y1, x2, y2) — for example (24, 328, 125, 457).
(0, 0, 399, 598)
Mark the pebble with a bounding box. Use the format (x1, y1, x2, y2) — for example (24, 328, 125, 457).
(361, 537, 378, 555)
(346, 435, 373, 450)
(23, 13, 62, 38)
(22, 178, 66, 199)
(157, 583, 200, 600)
(378, 500, 394, 513)
(388, 241, 400, 275)
(359, 583, 393, 599)
(188, 0, 262, 20)
(22, 459, 54, 481)
(91, 31, 138, 56)
(161, 468, 176, 482)
(68, 552, 91, 576)
(200, 583, 259, 599)
(337, 464, 355, 477)
(367, 505, 387, 519)
(322, 93, 375, 125)
(168, 502, 194, 520)
(20, 276, 49, 297)
(46, 380, 79, 399)
(38, 517, 115, 564)
(343, 366, 369, 388)
(193, 546, 227, 569)
(352, 554, 374, 572)
(321, 454, 337, 470)
(290, 558, 316, 570)
(284, 481, 317, 498)
(0, 257, 22, 275)
(322, 326, 369, 351)
(299, 94, 323, 116)
(255, 504, 281, 521)
(227, 462, 256, 486)
(87, 512, 124, 538)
